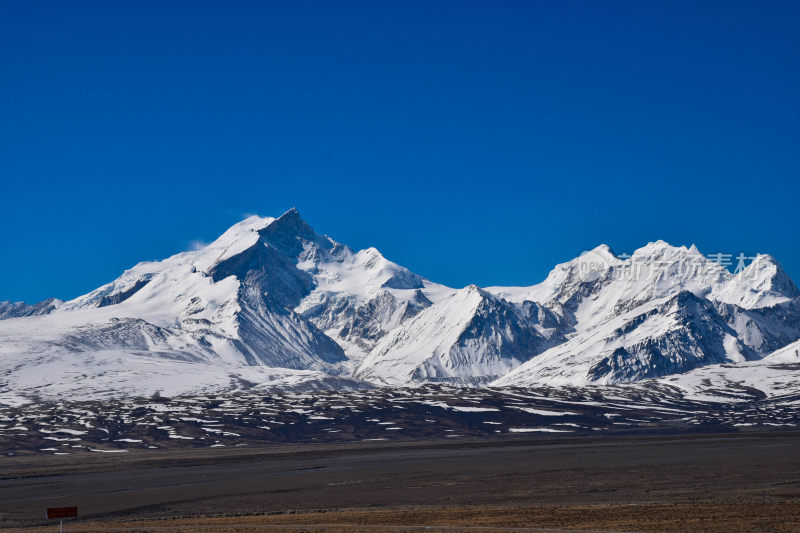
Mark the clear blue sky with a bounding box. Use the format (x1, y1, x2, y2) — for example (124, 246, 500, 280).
(2, 1, 799, 303)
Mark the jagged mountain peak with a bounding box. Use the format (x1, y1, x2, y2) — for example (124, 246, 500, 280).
(630, 240, 704, 261)
(488, 240, 736, 336)
(742, 254, 796, 292)
(441, 285, 505, 309)
(621, 241, 730, 291)
(190, 214, 275, 274)
(260, 207, 316, 239)
(257, 208, 336, 261)
(0, 298, 63, 320)
(486, 245, 621, 305)
(210, 214, 276, 246)
(710, 253, 799, 309)
(493, 289, 751, 387)
(192, 209, 330, 275)
(463, 283, 484, 295)
(561, 245, 620, 271)
(589, 243, 617, 260)
(353, 282, 548, 385)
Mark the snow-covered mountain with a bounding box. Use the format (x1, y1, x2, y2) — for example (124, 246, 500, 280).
(711, 254, 800, 309)
(492, 291, 754, 387)
(0, 209, 455, 402)
(354, 285, 562, 385)
(489, 241, 751, 333)
(1, 209, 799, 402)
(0, 298, 62, 319)
(487, 241, 800, 387)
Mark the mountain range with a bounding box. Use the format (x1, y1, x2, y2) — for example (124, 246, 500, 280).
(2, 208, 799, 404)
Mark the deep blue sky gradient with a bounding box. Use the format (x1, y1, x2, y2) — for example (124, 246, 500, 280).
(2, 1, 799, 302)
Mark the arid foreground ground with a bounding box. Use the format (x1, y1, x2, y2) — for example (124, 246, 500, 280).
(1, 431, 800, 532)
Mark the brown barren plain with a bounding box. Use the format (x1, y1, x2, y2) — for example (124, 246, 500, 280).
(2, 432, 799, 532)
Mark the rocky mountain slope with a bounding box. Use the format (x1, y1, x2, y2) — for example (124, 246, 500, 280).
(354, 285, 562, 385)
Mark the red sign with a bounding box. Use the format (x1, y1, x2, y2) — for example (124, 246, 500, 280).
(46, 507, 78, 519)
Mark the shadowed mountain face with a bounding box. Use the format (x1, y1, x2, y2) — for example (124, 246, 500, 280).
(585, 291, 756, 383)
(209, 235, 314, 310)
(354, 285, 562, 385)
(1, 210, 800, 403)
